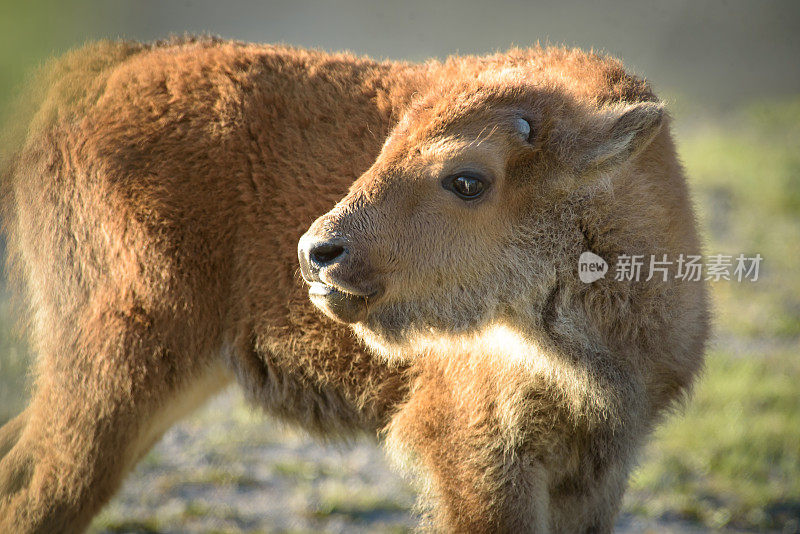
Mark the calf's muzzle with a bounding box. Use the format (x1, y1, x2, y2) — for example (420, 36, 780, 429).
(298, 230, 377, 324)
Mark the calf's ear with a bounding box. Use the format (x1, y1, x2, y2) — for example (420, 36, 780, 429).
(578, 101, 665, 174)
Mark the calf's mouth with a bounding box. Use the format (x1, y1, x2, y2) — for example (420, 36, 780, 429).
(306, 281, 376, 324)
(298, 233, 381, 324)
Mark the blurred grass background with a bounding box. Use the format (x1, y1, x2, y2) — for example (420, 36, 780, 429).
(624, 100, 800, 532)
(1, 1, 798, 532)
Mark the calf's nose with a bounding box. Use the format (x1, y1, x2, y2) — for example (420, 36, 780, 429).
(310, 240, 346, 266)
(298, 234, 348, 281)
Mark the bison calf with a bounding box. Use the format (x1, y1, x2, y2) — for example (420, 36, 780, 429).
(0, 36, 707, 533)
(300, 47, 708, 532)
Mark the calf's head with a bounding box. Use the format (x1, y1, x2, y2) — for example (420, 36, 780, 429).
(299, 83, 664, 359)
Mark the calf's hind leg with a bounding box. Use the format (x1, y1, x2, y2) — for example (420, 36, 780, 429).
(0, 299, 229, 533)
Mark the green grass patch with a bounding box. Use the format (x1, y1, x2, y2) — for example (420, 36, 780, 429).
(310, 482, 410, 522)
(626, 349, 800, 530)
(156, 468, 261, 493)
(89, 517, 162, 534)
(272, 459, 342, 481)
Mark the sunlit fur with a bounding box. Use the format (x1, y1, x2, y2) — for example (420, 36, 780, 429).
(305, 55, 709, 532)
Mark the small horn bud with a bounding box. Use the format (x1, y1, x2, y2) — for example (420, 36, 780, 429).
(514, 117, 531, 140)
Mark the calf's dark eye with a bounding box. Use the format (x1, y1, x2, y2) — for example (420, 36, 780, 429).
(449, 175, 485, 199)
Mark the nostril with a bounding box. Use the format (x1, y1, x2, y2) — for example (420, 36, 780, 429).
(310, 241, 346, 267)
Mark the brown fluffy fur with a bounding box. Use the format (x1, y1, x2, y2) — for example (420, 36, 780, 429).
(0, 37, 708, 533)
